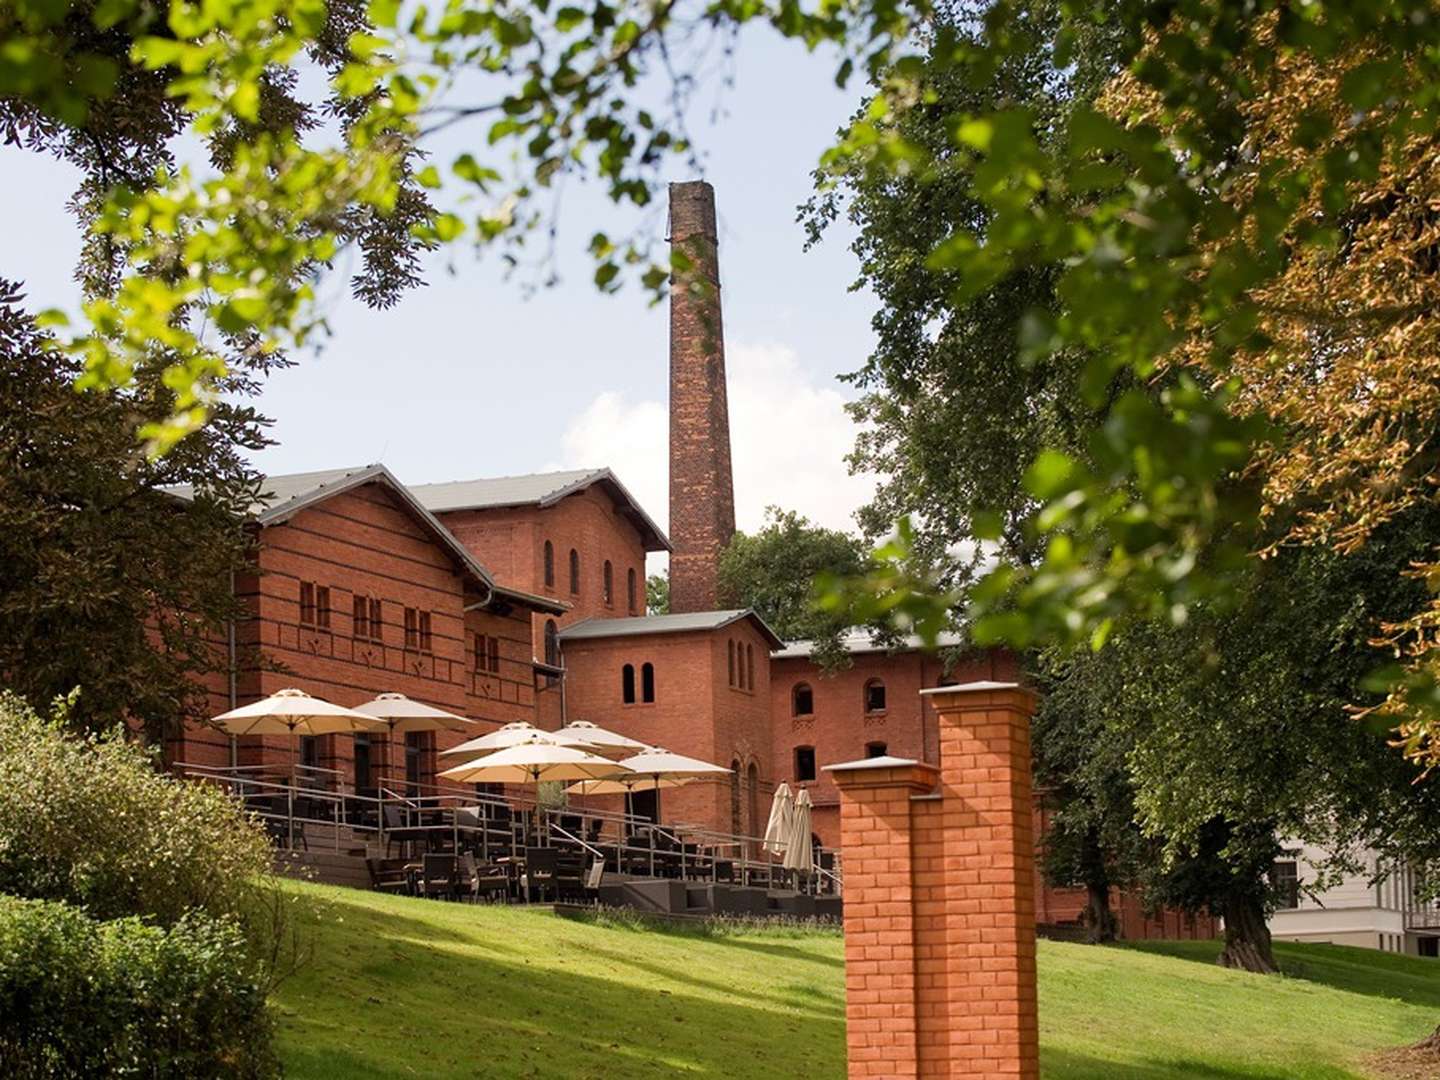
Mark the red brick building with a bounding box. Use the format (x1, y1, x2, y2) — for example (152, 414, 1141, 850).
(162, 180, 1210, 940)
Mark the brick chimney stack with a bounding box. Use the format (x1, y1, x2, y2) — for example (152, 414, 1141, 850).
(667, 180, 736, 614)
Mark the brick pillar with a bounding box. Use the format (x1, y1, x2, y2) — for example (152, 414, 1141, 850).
(827, 759, 939, 1078)
(667, 179, 735, 614)
(828, 682, 1040, 1080)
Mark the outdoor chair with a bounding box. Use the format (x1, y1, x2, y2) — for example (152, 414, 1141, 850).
(382, 804, 431, 859)
(554, 850, 587, 901)
(366, 857, 411, 895)
(262, 813, 307, 851)
(417, 853, 458, 901)
(460, 851, 509, 903)
(523, 847, 559, 902)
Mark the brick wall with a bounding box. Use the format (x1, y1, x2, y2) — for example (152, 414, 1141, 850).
(169, 481, 548, 787)
(830, 682, 1042, 1080)
(438, 484, 649, 658)
(668, 180, 735, 614)
(770, 649, 1019, 847)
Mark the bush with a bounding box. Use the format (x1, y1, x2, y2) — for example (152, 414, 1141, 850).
(0, 692, 272, 930)
(0, 894, 279, 1079)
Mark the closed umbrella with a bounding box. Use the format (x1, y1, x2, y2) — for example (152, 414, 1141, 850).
(782, 788, 814, 873)
(762, 782, 794, 856)
(440, 721, 595, 758)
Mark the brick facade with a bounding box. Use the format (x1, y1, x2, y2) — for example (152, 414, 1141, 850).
(830, 683, 1042, 1080)
(667, 180, 735, 614)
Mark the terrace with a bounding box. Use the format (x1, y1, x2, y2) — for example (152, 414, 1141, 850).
(177, 762, 844, 920)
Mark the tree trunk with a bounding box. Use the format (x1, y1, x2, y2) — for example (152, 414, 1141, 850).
(1217, 891, 1278, 974)
(1413, 1023, 1440, 1053)
(1083, 877, 1119, 944)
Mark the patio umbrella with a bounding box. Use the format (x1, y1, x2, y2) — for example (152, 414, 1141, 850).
(353, 692, 474, 734)
(762, 782, 794, 856)
(782, 788, 814, 873)
(604, 746, 731, 824)
(209, 687, 385, 737)
(440, 721, 595, 758)
(563, 776, 692, 796)
(437, 733, 629, 786)
(552, 720, 650, 755)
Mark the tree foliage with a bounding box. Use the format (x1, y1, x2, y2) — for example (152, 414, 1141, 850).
(717, 508, 867, 651)
(0, 280, 261, 739)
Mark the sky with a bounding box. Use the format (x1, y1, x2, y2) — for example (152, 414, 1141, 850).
(1, 29, 884, 576)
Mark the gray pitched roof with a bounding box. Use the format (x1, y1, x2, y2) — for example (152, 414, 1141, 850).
(168, 464, 510, 604)
(409, 468, 670, 553)
(771, 628, 968, 660)
(559, 609, 786, 650)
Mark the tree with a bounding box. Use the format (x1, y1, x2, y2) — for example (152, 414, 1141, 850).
(645, 573, 669, 617)
(717, 509, 867, 646)
(0, 280, 260, 741)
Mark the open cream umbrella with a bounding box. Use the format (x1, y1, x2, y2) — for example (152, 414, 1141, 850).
(437, 733, 628, 786)
(353, 692, 474, 734)
(762, 781, 794, 856)
(552, 720, 650, 755)
(209, 687, 384, 737)
(564, 776, 692, 797)
(604, 746, 731, 824)
(440, 721, 594, 759)
(782, 788, 815, 873)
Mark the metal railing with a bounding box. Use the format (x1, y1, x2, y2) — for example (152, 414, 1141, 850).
(175, 762, 842, 897)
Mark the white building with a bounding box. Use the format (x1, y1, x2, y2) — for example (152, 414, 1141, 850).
(1269, 843, 1439, 957)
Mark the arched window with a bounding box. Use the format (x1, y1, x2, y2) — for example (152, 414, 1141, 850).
(603, 560, 613, 606)
(622, 663, 636, 704)
(792, 683, 814, 716)
(627, 568, 638, 613)
(727, 640, 736, 686)
(543, 540, 555, 588)
(544, 619, 559, 667)
(794, 746, 817, 781)
(746, 644, 755, 691)
(568, 548, 580, 594)
(866, 741, 888, 759)
(746, 762, 760, 840)
(864, 678, 887, 713)
(641, 662, 655, 703)
(730, 759, 742, 835)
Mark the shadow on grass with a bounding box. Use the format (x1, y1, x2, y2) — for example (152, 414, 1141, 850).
(1121, 939, 1440, 1011)
(1044, 1048, 1370, 1080)
(276, 891, 846, 1080)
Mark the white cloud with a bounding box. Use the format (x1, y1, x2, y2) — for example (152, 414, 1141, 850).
(550, 342, 878, 567)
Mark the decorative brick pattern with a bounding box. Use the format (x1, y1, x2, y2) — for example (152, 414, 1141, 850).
(667, 180, 735, 614)
(829, 682, 1041, 1080)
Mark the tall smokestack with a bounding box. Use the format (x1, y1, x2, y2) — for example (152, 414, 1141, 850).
(667, 180, 735, 614)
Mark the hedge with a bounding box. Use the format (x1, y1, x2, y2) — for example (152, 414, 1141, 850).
(0, 894, 279, 1079)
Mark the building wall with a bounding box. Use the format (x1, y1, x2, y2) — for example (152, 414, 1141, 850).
(769, 648, 1019, 848)
(437, 485, 649, 658)
(169, 481, 546, 790)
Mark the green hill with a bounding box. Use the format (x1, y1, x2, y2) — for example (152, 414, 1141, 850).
(272, 882, 1437, 1079)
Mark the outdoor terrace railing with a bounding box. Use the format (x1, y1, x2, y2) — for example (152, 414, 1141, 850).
(175, 762, 841, 897)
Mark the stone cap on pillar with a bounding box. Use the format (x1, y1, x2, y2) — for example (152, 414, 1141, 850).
(921, 680, 1038, 714)
(823, 755, 938, 794)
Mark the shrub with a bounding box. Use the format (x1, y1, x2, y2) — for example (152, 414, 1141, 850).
(0, 692, 272, 930)
(0, 894, 279, 1079)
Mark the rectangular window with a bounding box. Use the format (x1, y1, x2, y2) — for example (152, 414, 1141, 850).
(353, 595, 369, 639)
(299, 735, 319, 769)
(1272, 859, 1300, 910)
(419, 611, 432, 653)
(299, 581, 316, 626)
(488, 635, 499, 673)
(794, 746, 817, 782)
(475, 634, 487, 673)
(316, 586, 331, 629)
(404, 607, 418, 649)
(368, 598, 382, 641)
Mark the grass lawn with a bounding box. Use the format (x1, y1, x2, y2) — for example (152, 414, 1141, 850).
(273, 881, 1438, 1079)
